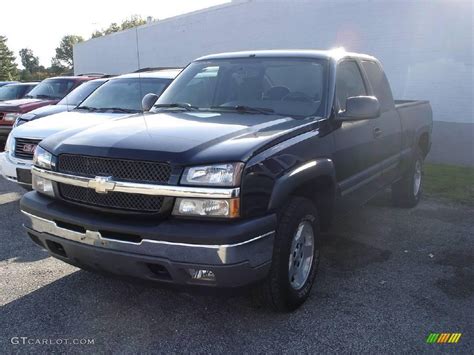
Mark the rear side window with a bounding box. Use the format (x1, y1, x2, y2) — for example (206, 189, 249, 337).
(336, 61, 367, 110)
(361, 61, 394, 111)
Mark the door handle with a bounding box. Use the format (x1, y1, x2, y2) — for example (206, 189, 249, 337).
(373, 127, 382, 138)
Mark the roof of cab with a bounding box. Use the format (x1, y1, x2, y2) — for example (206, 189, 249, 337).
(196, 49, 377, 62)
(3, 82, 37, 86)
(116, 68, 182, 80)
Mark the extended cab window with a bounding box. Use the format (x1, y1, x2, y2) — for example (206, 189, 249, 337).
(361, 60, 394, 111)
(157, 58, 328, 118)
(336, 61, 367, 111)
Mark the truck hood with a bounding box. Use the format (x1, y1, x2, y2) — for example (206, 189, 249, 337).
(42, 111, 321, 165)
(12, 110, 125, 140)
(0, 98, 57, 113)
(20, 104, 74, 121)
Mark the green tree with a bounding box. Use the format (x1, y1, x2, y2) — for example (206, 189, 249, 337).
(120, 15, 147, 30)
(0, 35, 18, 81)
(53, 35, 84, 70)
(91, 15, 147, 38)
(19, 48, 39, 72)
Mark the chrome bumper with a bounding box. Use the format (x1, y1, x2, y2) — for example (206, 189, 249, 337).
(22, 211, 274, 265)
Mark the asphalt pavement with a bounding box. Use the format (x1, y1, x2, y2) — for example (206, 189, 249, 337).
(0, 177, 472, 353)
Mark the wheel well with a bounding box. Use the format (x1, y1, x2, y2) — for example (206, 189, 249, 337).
(419, 133, 429, 158)
(291, 175, 335, 230)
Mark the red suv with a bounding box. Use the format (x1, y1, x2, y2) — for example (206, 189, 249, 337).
(0, 76, 99, 149)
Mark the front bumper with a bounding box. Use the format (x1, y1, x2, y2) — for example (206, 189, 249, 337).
(0, 152, 32, 186)
(21, 192, 276, 288)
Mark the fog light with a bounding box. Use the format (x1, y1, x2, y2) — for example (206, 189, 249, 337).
(188, 269, 216, 281)
(32, 175, 54, 197)
(172, 198, 239, 218)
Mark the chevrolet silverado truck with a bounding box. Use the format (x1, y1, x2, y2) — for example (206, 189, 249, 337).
(20, 50, 432, 311)
(1, 69, 180, 188)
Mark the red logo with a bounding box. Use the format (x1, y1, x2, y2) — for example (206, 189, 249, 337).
(22, 144, 37, 154)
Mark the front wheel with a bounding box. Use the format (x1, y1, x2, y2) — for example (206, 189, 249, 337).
(391, 147, 424, 207)
(254, 197, 320, 312)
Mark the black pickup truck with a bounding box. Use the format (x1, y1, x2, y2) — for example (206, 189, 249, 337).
(21, 50, 432, 311)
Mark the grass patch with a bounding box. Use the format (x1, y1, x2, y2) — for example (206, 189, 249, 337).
(424, 163, 474, 206)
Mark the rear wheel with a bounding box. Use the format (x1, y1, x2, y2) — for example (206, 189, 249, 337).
(254, 197, 320, 312)
(391, 147, 424, 207)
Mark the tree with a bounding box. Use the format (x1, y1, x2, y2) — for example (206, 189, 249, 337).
(120, 15, 147, 31)
(0, 35, 18, 81)
(91, 15, 147, 38)
(19, 48, 40, 72)
(53, 35, 84, 70)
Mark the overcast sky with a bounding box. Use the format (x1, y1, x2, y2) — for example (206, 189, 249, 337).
(0, 0, 229, 67)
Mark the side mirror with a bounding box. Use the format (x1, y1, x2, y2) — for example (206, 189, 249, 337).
(338, 96, 380, 120)
(142, 93, 159, 112)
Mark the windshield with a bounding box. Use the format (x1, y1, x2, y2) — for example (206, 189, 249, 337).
(156, 58, 328, 117)
(58, 80, 105, 106)
(78, 77, 171, 112)
(0, 85, 23, 100)
(26, 78, 76, 100)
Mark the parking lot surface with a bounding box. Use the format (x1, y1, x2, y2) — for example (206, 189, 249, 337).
(0, 178, 472, 353)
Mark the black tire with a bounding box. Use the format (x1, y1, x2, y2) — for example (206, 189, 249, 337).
(391, 147, 424, 208)
(254, 197, 320, 312)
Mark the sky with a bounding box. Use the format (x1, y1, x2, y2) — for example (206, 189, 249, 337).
(0, 0, 229, 68)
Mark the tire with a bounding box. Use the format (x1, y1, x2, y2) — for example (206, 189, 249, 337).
(391, 147, 424, 208)
(254, 197, 320, 312)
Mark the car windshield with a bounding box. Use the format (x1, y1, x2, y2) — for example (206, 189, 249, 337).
(78, 77, 171, 112)
(25, 78, 76, 100)
(0, 85, 22, 100)
(58, 80, 105, 106)
(155, 58, 328, 118)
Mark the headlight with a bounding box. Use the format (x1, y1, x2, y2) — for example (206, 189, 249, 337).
(172, 198, 240, 218)
(181, 163, 244, 187)
(33, 146, 53, 169)
(4, 133, 13, 153)
(32, 174, 54, 197)
(4, 112, 21, 122)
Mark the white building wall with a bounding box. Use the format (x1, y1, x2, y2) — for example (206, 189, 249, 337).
(74, 0, 473, 164)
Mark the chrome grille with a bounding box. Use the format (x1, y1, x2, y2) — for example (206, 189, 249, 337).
(14, 138, 41, 159)
(58, 184, 165, 212)
(57, 154, 172, 184)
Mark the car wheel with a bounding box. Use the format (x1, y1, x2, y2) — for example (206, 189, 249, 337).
(254, 197, 320, 312)
(391, 147, 424, 208)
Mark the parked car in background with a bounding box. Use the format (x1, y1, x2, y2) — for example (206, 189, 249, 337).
(0, 81, 17, 87)
(20, 50, 431, 311)
(14, 78, 109, 127)
(0, 82, 37, 101)
(0, 75, 100, 148)
(1, 69, 180, 187)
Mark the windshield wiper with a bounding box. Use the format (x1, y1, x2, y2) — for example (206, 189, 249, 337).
(98, 107, 138, 113)
(210, 105, 275, 115)
(75, 106, 99, 112)
(153, 103, 199, 111)
(35, 94, 57, 100)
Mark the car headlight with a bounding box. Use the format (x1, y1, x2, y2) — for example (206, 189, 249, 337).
(4, 133, 13, 153)
(181, 163, 244, 187)
(172, 197, 240, 218)
(33, 146, 53, 170)
(4, 112, 21, 122)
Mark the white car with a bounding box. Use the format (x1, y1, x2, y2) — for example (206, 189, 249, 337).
(0, 69, 180, 187)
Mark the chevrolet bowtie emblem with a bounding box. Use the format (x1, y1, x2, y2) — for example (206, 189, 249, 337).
(88, 176, 115, 194)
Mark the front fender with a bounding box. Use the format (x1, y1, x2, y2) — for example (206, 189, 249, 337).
(268, 158, 336, 211)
